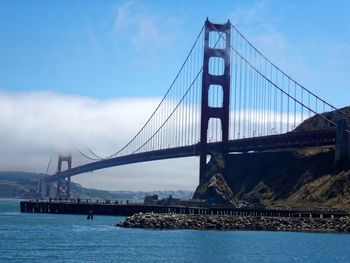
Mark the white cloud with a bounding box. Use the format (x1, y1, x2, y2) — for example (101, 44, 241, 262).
(0, 90, 199, 191)
(0, 91, 158, 153)
(114, 0, 181, 51)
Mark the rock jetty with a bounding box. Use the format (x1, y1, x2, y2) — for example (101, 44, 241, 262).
(117, 213, 350, 233)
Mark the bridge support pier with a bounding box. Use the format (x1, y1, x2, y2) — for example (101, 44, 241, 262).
(38, 177, 43, 198)
(199, 19, 231, 184)
(39, 180, 54, 198)
(56, 155, 72, 199)
(335, 119, 350, 168)
(38, 174, 55, 198)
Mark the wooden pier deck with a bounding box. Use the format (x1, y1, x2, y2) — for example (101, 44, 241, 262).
(20, 200, 349, 218)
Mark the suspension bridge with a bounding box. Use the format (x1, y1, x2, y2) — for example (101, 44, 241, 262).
(41, 19, 350, 199)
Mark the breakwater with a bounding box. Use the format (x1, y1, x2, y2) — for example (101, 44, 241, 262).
(117, 213, 350, 232)
(20, 200, 349, 218)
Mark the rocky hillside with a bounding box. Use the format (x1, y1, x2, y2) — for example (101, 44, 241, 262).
(223, 147, 350, 210)
(193, 147, 350, 210)
(286, 170, 350, 209)
(193, 106, 350, 210)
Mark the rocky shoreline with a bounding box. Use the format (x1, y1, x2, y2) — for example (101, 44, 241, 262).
(116, 213, 350, 233)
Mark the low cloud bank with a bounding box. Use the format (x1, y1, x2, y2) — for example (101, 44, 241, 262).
(0, 90, 198, 191)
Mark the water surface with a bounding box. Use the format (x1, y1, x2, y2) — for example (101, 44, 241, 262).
(0, 199, 349, 262)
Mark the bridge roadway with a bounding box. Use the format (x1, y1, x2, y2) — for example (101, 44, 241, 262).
(46, 128, 337, 182)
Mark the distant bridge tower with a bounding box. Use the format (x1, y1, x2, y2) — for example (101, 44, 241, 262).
(199, 19, 231, 183)
(56, 155, 72, 199)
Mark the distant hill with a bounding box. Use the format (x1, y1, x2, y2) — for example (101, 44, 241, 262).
(0, 171, 43, 183)
(0, 171, 193, 200)
(0, 171, 42, 199)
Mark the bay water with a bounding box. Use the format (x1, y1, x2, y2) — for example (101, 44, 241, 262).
(0, 199, 349, 262)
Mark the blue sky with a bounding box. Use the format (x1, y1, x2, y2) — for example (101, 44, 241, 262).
(1, 0, 349, 104)
(1, 0, 350, 190)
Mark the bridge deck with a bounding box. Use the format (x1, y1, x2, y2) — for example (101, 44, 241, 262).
(46, 128, 337, 181)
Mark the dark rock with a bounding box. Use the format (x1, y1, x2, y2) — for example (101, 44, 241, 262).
(193, 153, 237, 206)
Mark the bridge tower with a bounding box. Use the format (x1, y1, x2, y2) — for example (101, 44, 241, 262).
(199, 19, 231, 183)
(56, 155, 72, 199)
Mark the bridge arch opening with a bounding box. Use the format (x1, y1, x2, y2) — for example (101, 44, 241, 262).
(208, 84, 223, 108)
(209, 31, 227, 49)
(208, 57, 225, 76)
(207, 118, 222, 143)
(60, 162, 69, 172)
(57, 156, 72, 173)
